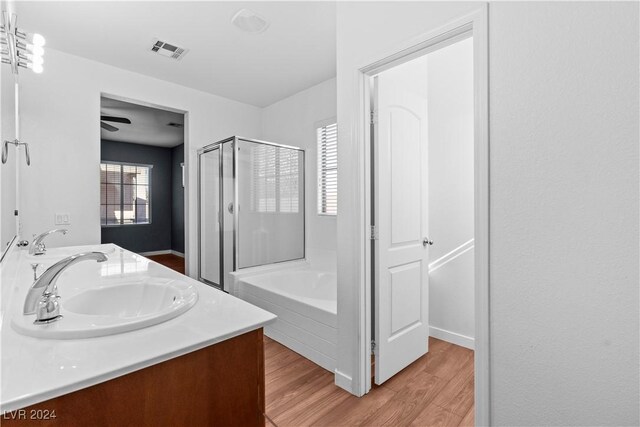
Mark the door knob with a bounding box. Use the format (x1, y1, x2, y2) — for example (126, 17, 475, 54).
(422, 237, 433, 247)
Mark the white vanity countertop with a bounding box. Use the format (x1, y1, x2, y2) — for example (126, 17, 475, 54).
(0, 244, 276, 412)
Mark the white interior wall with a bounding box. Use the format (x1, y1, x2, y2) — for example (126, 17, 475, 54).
(426, 38, 475, 348)
(337, 1, 639, 424)
(261, 78, 337, 256)
(12, 48, 262, 278)
(489, 3, 638, 425)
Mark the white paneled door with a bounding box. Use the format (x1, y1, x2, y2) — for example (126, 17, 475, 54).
(374, 69, 430, 385)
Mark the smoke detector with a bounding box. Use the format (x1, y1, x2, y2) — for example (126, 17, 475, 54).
(149, 39, 189, 60)
(231, 9, 269, 34)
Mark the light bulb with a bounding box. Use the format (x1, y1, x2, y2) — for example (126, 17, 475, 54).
(30, 54, 43, 66)
(27, 44, 44, 56)
(31, 33, 46, 47)
(32, 63, 43, 74)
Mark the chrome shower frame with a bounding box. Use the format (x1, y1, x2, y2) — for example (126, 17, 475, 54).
(197, 136, 306, 291)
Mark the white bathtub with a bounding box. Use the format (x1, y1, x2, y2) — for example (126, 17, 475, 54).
(231, 265, 337, 372)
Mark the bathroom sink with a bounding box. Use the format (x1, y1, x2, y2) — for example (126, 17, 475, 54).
(12, 278, 198, 339)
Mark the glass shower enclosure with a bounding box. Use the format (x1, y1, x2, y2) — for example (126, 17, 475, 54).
(198, 136, 305, 291)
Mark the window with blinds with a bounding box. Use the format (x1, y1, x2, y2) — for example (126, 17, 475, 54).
(250, 145, 300, 214)
(317, 122, 338, 215)
(100, 162, 152, 225)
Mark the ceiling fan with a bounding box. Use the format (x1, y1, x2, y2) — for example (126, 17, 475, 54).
(100, 115, 131, 132)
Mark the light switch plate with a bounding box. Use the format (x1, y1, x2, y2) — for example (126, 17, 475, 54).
(55, 213, 71, 225)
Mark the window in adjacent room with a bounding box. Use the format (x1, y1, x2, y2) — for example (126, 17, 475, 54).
(317, 121, 338, 215)
(100, 162, 152, 225)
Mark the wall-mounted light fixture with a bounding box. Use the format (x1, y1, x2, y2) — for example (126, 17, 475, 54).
(1, 11, 46, 75)
(1, 11, 44, 166)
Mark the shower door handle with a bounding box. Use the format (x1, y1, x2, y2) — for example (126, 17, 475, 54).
(422, 237, 433, 247)
(228, 203, 234, 214)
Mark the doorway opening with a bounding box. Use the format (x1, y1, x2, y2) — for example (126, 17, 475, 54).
(99, 95, 187, 273)
(370, 33, 474, 382)
(359, 8, 489, 425)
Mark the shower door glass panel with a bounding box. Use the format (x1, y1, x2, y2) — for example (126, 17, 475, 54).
(237, 139, 305, 268)
(199, 148, 221, 286)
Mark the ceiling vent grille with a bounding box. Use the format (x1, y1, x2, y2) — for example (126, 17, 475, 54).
(150, 39, 189, 61)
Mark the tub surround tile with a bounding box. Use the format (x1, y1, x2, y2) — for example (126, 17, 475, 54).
(232, 263, 338, 372)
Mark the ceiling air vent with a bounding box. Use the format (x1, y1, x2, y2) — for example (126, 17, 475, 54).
(149, 39, 189, 61)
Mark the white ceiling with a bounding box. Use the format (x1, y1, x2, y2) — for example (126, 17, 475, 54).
(16, 1, 337, 107)
(101, 97, 184, 147)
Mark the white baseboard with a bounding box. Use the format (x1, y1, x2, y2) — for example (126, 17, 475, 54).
(139, 249, 185, 257)
(430, 326, 475, 350)
(139, 250, 171, 256)
(334, 369, 353, 394)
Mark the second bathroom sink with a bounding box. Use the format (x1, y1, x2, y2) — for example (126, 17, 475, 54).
(24, 244, 118, 263)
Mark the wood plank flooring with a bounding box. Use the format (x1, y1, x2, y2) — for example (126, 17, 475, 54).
(146, 253, 185, 274)
(264, 336, 474, 427)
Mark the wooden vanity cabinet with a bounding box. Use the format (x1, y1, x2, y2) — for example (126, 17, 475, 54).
(3, 329, 265, 427)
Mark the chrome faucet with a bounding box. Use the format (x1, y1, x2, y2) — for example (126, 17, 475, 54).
(23, 252, 108, 323)
(29, 228, 68, 256)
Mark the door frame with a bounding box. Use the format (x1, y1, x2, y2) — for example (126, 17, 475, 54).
(357, 5, 490, 424)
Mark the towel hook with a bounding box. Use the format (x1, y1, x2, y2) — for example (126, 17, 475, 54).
(2, 139, 30, 166)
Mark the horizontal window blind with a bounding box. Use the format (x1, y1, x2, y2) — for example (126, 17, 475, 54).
(317, 123, 338, 215)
